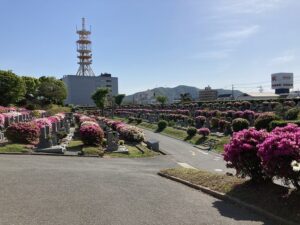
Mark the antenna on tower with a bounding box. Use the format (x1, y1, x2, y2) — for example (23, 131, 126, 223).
(76, 18, 95, 76)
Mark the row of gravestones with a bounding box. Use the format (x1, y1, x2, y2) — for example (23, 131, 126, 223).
(4, 114, 33, 128)
(37, 113, 74, 149)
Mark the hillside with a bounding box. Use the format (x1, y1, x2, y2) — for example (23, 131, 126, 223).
(123, 85, 243, 104)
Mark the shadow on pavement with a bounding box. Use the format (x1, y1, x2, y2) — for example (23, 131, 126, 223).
(212, 200, 275, 225)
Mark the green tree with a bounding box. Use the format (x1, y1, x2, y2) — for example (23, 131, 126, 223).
(37, 76, 67, 105)
(156, 95, 168, 105)
(114, 94, 125, 107)
(180, 92, 192, 103)
(22, 76, 40, 98)
(0, 70, 26, 106)
(91, 88, 109, 115)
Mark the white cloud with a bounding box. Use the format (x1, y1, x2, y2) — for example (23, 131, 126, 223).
(268, 51, 295, 66)
(218, 0, 285, 14)
(215, 25, 260, 40)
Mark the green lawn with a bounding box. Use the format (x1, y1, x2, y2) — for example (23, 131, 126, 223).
(160, 168, 300, 224)
(0, 144, 30, 153)
(66, 139, 159, 158)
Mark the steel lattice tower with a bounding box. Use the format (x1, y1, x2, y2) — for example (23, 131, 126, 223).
(76, 18, 95, 76)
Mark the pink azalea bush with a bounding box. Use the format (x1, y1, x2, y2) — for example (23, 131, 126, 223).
(5, 122, 40, 145)
(258, 124, 300, 188)
(224, 128, 268, 182)
(197, 128, 210, 137)
(79, 119, 104, 145)
(34, 118, 52, 132)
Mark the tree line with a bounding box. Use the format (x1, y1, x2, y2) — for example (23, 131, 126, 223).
(0, 70, 67, 108)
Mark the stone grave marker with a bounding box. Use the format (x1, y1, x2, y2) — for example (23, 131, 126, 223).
(37, 126, 53, 149)
(107, 131, 119, 152)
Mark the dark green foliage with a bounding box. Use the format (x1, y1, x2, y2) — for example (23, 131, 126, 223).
(254, 112, 278, 130)
(136, 118, 142, 124)
(187, 127, 197, 137)
(114, 94, 125, 106)
(156, 95, 168, 105)
(232, 118, 249, 132)
(0, 70, 26, 106)
(38, 76, 67, 105)
(269, 120, 288, 130)
(128, 117, 135, 123)
(285, 107, 300, 120)
(91, 88, 109, 115)
(210, 117, 219, 129)
(157, 120, 168, 131)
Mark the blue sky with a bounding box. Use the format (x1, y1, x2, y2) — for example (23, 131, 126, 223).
(0, 0, 300, 94)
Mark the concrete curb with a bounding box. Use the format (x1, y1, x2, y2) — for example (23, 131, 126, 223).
(158, 172, 297, 225)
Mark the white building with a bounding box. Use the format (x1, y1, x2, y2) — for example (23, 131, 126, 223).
(62, 73, 118, 106)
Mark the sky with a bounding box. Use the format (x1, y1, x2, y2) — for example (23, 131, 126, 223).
(1, 0, 300, 95)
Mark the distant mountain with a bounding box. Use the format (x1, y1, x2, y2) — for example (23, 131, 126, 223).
(123, 85, 243, 104)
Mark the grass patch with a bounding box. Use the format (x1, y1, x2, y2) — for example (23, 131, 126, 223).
(161, 168, 300, 224)
(82, 146, 102, 156)
(0, 144, 30, 153)
(134, 121, 229, 153)
(106, 144, 159, 158)
(67, 140, 83, 151)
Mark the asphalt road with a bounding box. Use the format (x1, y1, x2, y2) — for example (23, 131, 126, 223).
(143, 129, 233, 174)
(0, 155, 273, 225)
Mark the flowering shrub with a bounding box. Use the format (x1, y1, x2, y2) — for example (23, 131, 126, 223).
(198, 128, 210, 137)
(224, 128, 268, 182)
(34, 118, 52, 132)
(80, 120, 104, 145)
(258, 124, 300, 188)
(117, 125, 145, 142)
(5, 122, 40, 145)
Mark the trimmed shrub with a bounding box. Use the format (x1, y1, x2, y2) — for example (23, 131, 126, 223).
(128, 117, 135, 123)
(232, 118, 249, 132)
(198, 128, 210, 137)
(285, 107, 299, 120)
(258, 124, 300, 188)
(187, 127, 197, 137)
(210, 117, 219, 129)
(195, 116, 206, 128)
(224, 128, 269, 182)
(157, 120, 168, 131)
(269, 120, 288, 130)
(5, 122, 40, 145)
(254, 112, 277, 130)
(136, 118, 142, 124)
(80, 122, 104, 145)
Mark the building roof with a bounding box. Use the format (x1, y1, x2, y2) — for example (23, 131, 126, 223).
(240, 92, 279, 97)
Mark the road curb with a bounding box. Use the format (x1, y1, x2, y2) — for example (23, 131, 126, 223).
(158, 172, 297, 225)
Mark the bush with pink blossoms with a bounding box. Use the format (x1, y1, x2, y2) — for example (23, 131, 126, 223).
(224, 128, 268, 182)
(34, 118, 52, 132)
(197, 128, 210, 137)
(79, 120, 104, 145)
(5, 122, 40, 145)
(258, 124, 300, 188)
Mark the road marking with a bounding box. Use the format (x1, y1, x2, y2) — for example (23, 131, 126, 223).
(214, 169, 223, 172)
(177, 162, 196, 169)
(196, 149, 209, 155)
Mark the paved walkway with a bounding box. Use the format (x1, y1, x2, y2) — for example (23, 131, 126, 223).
(0, 155, 272, 225)
(143, 129, 234, 174)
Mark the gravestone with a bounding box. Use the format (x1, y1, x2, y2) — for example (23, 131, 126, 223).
(37, 126, 53, 148)
(64, 121, 70, 133)
(107, 131, 119, 152)
(0, 131, 4, 143)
